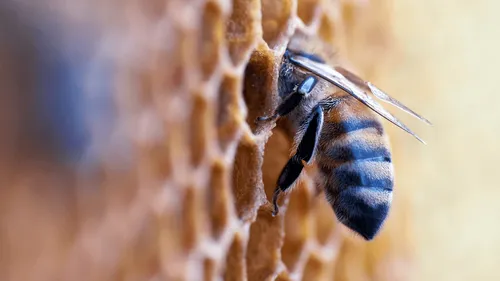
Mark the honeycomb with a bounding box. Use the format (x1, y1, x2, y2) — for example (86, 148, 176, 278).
(0, 0, 413, 281)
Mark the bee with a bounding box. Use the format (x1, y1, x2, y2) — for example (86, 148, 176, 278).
(257, 48, 431, 240)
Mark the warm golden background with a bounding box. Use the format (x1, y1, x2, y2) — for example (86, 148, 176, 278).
(376, 1, 500, 281)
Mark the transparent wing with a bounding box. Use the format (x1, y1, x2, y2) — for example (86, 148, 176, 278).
(334, 66, 432, 125)
(289, 53, 427, 144)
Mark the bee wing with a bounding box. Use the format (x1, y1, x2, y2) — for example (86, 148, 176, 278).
(289, 54, 427, 144)
(334, 66, 432, 125)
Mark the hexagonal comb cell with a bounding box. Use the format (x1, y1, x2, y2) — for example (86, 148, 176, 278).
(246, 208, 284, 281)
(231, 134, 267, 221)
(223, 233, 247, 280)
(318, 13, 337, 44)
(281, 182, 313, 272)
(190, 93, 215, 167)
(261, 0, 294, 48)
(242, 46, 280, 131)
(208, 160, 232, 239)
(115, 213, 161, 281)
(297, 0, 321, 26)
(217, 73, 244, 153)
(182, 185, 207, 251)
(301, 253, 328, 280)
(199, 1, 225, 80)
(204, 257, 217, 281)
(312, 194, 338, 246)
(226, 0, 261, 66)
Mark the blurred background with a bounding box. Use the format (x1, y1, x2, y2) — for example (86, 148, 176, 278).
(0, 0, 498, 281)
(376, 1, 500, 280)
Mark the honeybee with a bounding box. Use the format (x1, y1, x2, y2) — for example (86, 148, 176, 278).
(257, 48, 431, 240)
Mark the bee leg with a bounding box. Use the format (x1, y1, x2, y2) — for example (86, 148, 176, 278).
(296, 105, 324, 163)
(272, 155, 304, 216)
(256, 76, 318, 123)
(272, 106, 324, 216)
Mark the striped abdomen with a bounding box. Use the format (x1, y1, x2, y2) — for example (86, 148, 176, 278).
(317, 97, 394, 240)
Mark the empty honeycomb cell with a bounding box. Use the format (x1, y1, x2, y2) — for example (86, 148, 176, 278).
(301, 253, 326, 281)
(281, 183, 313, 272)
(261, 0, 294, 49)
(115, 214, 160, 281)
(190, 93, 214, 167)
(141, 140, 172, 184)
(242, 46, 279, 132)
(226, 0, 261, 66)
(231, 134, 267, 221)
(334, 239, 371, 281)
(312, 193, 337, 245)
(340, 1, 358, 33)
(165, 120, 191, 185)
(149, 34, 186, 96)
(259, 129, 296, 277)
(182, 185, 206, 251)
(204, 258, 217, 281)
(261, 130, 291, 211)
(134, 112, 176, 183)
(246, 207, 283, 281)
(199, 1, 225, 80)
(318, 14, 336, 44)
(208, 160, 232, 239)
(223, 233, 247, 281)
(217, 74, 243, 152)
(297, 0, 320, 26)
(157, 211, 187, 280)
(275, 271, 292, 281)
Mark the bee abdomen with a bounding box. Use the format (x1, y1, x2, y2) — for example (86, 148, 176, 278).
(320, 160, 394, 240)
(318, 119, 394, 240)
(320, 118, 384, 140)
(325, 143, 391, 164)
(333, 184, 392, 240)
(319, 118, 392, 165)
